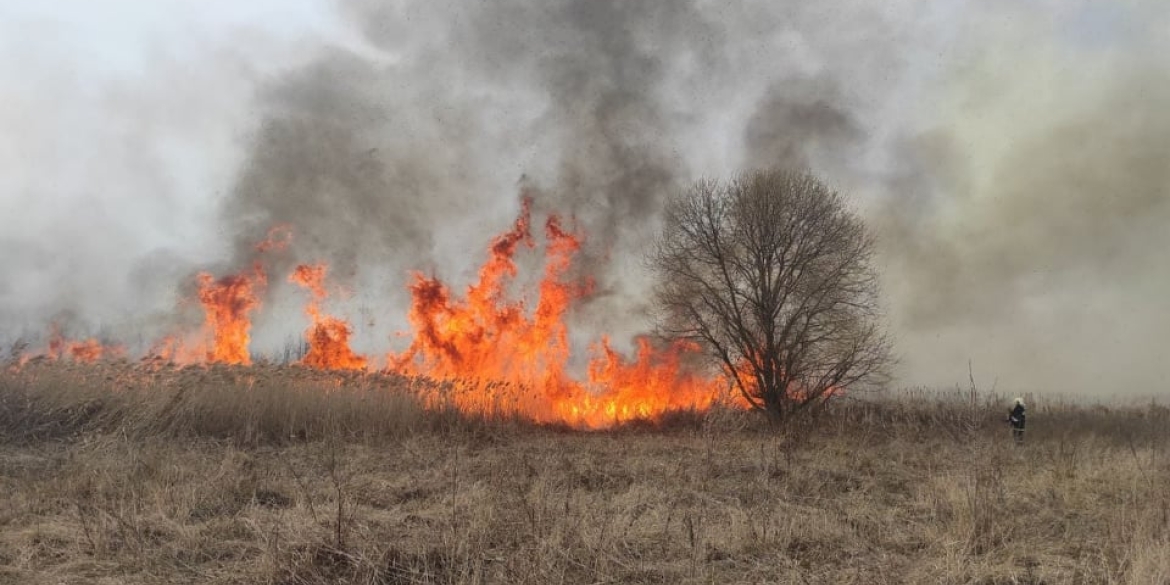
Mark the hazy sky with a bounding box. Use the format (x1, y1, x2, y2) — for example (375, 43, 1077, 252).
(0, 1, 341, 326)
(1, 2, 337, 64)
(1, 1, 1166, 398)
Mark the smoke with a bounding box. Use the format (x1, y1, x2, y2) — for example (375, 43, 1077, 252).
(222, 1, 718, 337)
(743, 76, 862, 172)
(219, 0, 931, 350)
(0, 18, 268, 342)
(877, 1, 1170, 396)
(3, 1, 1167, 396)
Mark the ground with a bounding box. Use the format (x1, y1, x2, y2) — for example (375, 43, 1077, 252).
(1, 361, 1168, 584)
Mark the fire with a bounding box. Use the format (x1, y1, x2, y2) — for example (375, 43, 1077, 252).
(17, 199, 737, 428)
(578, 336, 725, 427)
(146, 335, 203, 365)
(196, 264, 264, 365)
(289, 263, 369, 371)
(388, 199, 728, 428)
(190, 226, 289, 365)
(44, 325, 123, 363)
(254, 224, 293, 253)
(390, 200, 567, 383)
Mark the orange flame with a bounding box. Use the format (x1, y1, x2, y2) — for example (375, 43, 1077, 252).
(254, 224, 293, 253)
(27, 202, 743, 428)
(145, 335, 203, 365)
(196, 264, 264, 365)
(189, 226, 291, 365)
(44, 325, 123, 363)
(725, 354, 843, 408)
(388, 200, 729, 428)
(575, 336, 726, 427)
(289, 263, 369, 371)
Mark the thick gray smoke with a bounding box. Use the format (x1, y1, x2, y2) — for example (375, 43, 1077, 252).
(0, 21, 272, 343)
(222, 1, 713, 340)
(876, 2, 1170, 396)
(221, 0, 923, 351)
(2, 1, 1167, 397)
(743, 76, 862, 172)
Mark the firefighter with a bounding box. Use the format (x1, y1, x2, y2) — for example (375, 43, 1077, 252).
(1006, 397, 1026, 445)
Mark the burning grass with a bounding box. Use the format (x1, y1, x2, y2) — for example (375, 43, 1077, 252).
(14, 200, 739, 430)
(1, 362, 1168, 584)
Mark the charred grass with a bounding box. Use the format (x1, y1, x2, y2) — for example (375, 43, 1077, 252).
(1, 360, 1168, 584)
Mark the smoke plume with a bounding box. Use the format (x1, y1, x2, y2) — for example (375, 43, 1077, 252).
(877, 1, 1170, 396)
(216, 0, 925, 349)
(2, 1, 1167, 397)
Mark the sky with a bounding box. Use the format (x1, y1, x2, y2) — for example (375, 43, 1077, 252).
(1, 0, 1167, 399)
(1, 2, 337, 67)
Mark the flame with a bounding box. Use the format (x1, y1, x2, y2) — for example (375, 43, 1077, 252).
(44, 325, 123, 363)
(576, 336, 725, 427)
(289, 263, 369, 371)
(196, 263, 265, 365)
(388, 200, 729, 428)
(254, 224, 293, 253)
(189, 226, 290, 365)
(19, 201, 743, 428)
(145, 335, 203, 365)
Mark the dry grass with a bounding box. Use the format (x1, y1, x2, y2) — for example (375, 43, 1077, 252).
(1, 360, 1168, 584)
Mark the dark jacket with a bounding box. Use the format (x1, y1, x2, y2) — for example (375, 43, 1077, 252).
(1008, 404, 1026, 429)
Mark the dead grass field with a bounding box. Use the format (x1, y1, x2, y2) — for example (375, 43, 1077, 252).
(1, 360, 1168, 584)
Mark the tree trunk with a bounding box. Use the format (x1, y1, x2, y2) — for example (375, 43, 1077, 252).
(762, 386, 786, 423)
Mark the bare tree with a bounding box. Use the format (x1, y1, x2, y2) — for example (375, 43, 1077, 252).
(651, 169, 891, 420)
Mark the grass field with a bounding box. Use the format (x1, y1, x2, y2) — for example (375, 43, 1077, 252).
(1, 360, 1168, 584)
